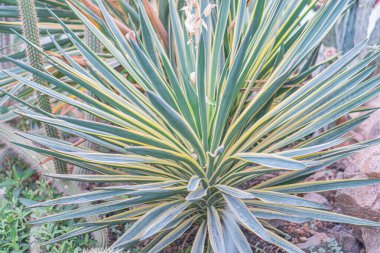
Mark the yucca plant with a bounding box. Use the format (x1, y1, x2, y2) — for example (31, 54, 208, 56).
(4, 0, 380, 252)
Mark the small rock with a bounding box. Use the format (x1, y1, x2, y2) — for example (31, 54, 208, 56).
(299, 236, 308, 242)
(336, 171, 344, 179)
(336, 146, 380, 221)
(351, 95, 380, 142)
(166, 245, 173, 253)
(304, 193, 329, 206)
(351, 110, 380, 142)
(307, 170, 334, 181)
(330, 225, 361, 253)
(359, 146, 380, 178)
(336, 183, 380, 221)
(336, 142, 380, 253)
(296, 233, 330, 250)
(361, 228, 380, 253)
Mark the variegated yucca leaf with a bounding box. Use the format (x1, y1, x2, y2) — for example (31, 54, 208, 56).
(4, 0, 380, 252)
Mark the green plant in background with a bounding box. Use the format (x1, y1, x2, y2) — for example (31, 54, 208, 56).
(0, 198, 95, 253)
(5, 0, 380, 252)
(0, 156, 95, 253)
(0, 199, 31, 252)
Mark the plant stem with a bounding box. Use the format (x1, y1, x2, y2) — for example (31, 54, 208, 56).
(17, 0, 67, 174)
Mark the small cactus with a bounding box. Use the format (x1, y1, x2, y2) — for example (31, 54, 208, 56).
(85, 28, 103, 53)
(17, 0, 67, 174)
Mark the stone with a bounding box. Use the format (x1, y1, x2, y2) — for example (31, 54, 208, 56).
(330, 225, 361, 253)
(361, 228, 380, 253)
(359, 146, 380, 178)
(336, 183, 380, 221)
(295, 233, 330, 251)
(350, 95, 380, 142)
(336, 146, 380, 221)
(304, 193, 329, 206)
(336, 143, 380, 253)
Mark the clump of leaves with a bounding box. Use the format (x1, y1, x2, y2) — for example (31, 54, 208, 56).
(0, 158, 95, 252)
(5, 0, 380, 252)
(0, 199, 31, 252)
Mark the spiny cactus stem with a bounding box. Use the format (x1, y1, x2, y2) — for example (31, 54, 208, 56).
(17, 0, 67, 174)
